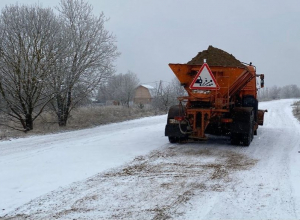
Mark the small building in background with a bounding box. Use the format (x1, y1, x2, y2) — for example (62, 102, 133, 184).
(134, 85, 156, 104)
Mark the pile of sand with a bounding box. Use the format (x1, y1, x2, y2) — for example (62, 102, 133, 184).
(187, 45, 245, 68)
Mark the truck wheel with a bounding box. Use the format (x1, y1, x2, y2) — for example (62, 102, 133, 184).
(230, 133, 240, 145)
(179, 137, 188, 143)
(231, 138, 240, 145)
(243, 133, 251, 146)
(231, 107, 254, 147)
(243, 121, 253, 146)
(254, 129, 257, 135)
(168, 136, 178, 143)
(250, 116, 254, 141)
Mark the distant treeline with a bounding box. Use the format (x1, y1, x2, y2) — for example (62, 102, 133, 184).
(258, 84, 300, 101)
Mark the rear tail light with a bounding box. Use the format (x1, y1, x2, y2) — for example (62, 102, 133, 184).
(174, 116, 185, 121)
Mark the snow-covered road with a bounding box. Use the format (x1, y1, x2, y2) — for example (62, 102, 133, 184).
(182, 99, 300, 219)
(1, 99, 300, 219)
(0, 115, 168, 216)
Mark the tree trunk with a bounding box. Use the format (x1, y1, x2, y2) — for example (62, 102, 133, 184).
(58, 110, 68, 126)
(25, 113, 33, 131)
(56, 90, 72, 127)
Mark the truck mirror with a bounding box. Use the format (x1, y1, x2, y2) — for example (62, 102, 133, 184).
(260, 74, 264, 88)
(261, 79, 264, 88)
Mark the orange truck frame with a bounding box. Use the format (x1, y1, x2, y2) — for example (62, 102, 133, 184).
(165, 62, 267, 146)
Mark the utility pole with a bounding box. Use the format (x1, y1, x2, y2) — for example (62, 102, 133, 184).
(157, 80, 163, 96)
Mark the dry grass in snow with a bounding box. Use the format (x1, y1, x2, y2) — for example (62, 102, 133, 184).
(0, 105, 164, 140)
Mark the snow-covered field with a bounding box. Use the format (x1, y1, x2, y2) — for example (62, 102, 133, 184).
(1, 99, 300, 219)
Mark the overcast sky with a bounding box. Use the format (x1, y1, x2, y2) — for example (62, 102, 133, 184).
(0, 0, 299, 87)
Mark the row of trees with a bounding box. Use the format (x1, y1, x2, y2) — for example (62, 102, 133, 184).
(0, 0, 119, 131)
(258, 85, 300, 101)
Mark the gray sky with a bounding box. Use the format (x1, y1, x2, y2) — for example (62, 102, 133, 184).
(0, 0, 300, 87)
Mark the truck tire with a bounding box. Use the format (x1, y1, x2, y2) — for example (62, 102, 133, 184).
(168, 136, 187, 143)
(243, 111, 254, 146)
(230, 133, 240, 145)
(168, 136, 178, 143)
(231, 107, 254, 147)
(242, 95, 258, 123)
(242, 132, 251, 146)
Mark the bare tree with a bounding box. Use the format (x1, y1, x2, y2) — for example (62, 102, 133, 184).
(169, 77, 187, 97)
(152, 78, 186, 111)
(0, 5, 63, 131)
(269, 85, 281, 100)
(153, 85, 176, 112)
(98, 71, 139, 107)
(115, 71, 139, 107)
(49, 0, 119, 126)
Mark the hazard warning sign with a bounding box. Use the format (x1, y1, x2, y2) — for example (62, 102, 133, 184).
(189, 63, 220, 90)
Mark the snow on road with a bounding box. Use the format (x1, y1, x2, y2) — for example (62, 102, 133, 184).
(1, 99, 300, 219)
(181, 99, 300, 220)
(0, 115, 168, 216)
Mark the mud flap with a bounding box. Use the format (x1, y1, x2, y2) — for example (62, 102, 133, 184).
(258, 109, 267, 125)
(165, 105, 188, 142)
(165, 124, 188, 138)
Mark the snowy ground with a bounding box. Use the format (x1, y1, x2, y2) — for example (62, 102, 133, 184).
(1, 99, 300, 219)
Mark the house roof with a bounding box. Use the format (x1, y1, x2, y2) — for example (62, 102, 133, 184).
(141, 84, 155, 90)
(136, 84, 156, 98)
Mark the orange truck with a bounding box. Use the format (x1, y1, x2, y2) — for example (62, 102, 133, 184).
(165, 46, 267, 146)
